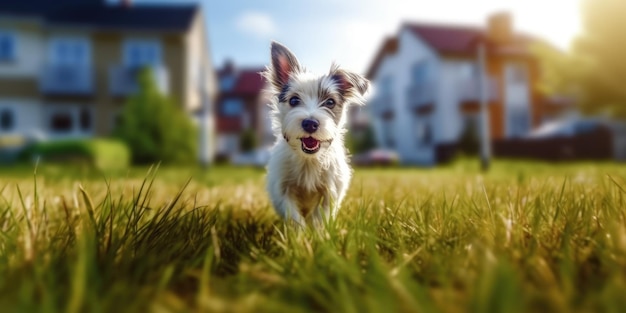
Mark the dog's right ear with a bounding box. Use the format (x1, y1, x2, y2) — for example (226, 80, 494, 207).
(267, 41, 301, 91)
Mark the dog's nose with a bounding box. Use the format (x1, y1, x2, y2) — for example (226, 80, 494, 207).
(301, 119, 319, 133)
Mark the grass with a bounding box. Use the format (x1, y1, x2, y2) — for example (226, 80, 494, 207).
(1, 160, 626, 312)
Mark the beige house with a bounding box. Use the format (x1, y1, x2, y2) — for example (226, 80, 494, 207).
(0, 0, 217, 162)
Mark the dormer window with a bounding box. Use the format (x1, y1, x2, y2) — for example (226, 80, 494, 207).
(411, 61, 429, 83)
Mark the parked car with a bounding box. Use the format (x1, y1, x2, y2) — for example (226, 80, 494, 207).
(352, 149, 399, 166)
(527, 117, 605, 139)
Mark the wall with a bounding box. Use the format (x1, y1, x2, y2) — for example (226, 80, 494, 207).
(0, 98, 44, 137)
(0, 21, 45, 78)
(369, 27, 439, 165)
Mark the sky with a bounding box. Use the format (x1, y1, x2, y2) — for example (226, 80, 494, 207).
(139, 0, 583, 74)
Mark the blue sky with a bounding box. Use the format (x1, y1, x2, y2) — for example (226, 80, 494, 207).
(138, 0, 582, 74)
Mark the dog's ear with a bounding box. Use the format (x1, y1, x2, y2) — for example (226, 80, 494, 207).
(330, 66, 370, 105)
(266, 41, 301, 92)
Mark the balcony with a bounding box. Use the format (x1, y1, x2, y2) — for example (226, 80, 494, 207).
(407, 81, 436, 111)
(368, 93, 393, 116)
(109, 65, 169, 96)
(40, 64, 93, 95)
(457, 77, 499, 103)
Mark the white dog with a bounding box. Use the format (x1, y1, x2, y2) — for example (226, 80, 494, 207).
(262, 41, 369, 228)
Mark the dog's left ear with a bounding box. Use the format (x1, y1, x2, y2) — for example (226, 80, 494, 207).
(330, 66, 370, 105)
(266, 41, 301, 92)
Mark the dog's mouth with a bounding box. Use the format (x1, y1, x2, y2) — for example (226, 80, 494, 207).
(300, 137, 321, 154)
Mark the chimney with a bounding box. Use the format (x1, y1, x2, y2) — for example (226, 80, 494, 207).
(223, 59, 235, 75)
(487, 12, 513, 44)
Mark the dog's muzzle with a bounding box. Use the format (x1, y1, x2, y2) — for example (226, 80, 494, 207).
(301, 137, 321, 154)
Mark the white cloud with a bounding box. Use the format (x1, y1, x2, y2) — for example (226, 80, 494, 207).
(235, 11, 277, 39)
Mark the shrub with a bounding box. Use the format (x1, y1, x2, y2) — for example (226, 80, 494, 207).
(458, 120, 480, 156)
(347, 125, 377, 154)
(240, 128, 257, 153)
(19, 139, 130, 170)
(114, 68, 198, 165)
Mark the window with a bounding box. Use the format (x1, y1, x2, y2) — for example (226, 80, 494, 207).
(380, 76, 393, 95)
(79, 109, 92, 132)
(416, 121, 433, 147)
(222, 99, 243, 117)
(50, 38, 90, 66)
(220, 75, 237, 91)
(507, 107, 530, 138)
(506, 63, 528, 85)
(458, 62, 478, 78)
(0, 109, 15, 131)
(381, 117, 395, 148)
(462, 114, 480, 138)
(124, 40, 161, 67)
(411, 62, 429, 83)
(50, 112, 73, 133)
(0, 32, 16, 61)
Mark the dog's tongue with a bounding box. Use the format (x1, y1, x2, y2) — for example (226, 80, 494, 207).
(302, 137, 319, 149)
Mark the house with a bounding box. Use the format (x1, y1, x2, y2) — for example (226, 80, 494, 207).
(364, 13, 571, 165)
(0, 0, 217, 163)
(215, 61, 273, 160)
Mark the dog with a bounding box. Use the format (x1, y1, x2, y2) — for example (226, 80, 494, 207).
(262, 41, 369, 228)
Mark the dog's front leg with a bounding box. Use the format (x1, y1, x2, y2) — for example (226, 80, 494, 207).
(277, 196, 306, 229)
(311, 191, 335, 228)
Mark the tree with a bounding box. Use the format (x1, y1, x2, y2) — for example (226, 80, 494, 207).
(457, 120, 479, 156)
(114, 69, 198, 165)
(537, 0, 626, 117)
(240, 128, 257, 153)
(346, 125, 377, 154)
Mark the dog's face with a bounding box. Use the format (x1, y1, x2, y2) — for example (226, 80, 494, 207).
(264, 42, 369, 157)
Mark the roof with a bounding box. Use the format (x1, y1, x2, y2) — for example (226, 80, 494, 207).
(366, 22, 541, 78)
(407, 23, 483, 54)
(232, 70, 266, 95)
(365, 37, 398, 79)
(0, 0, 199, 32)
(220, 67, 267, 96)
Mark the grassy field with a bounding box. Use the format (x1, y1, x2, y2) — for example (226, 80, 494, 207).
(1, 160, 626, 312)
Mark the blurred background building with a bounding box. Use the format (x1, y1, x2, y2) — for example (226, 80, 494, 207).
(1, 0, 624, 167)
(215, 60, 273, 164)
(0, 0, 217, 163)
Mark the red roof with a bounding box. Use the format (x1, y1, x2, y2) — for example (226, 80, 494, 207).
(217, 116, 241, 133)
(366, 22, 541, 78)
(407, 23, 483, 54)
(233, 70, 266, 95)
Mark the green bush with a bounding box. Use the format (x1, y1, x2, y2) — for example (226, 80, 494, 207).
(20, 139, 130, 170)
(240, 128, 257, 153)
(347, 125, 377, 154)
(114, 68, 198, 165)
(458, 120, 480, 156)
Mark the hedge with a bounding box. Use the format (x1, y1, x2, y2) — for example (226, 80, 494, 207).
(20, 139, 130, 170)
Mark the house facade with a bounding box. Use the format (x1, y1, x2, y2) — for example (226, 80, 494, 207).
(365, 13, 569, 165)
(0, 0, 217, 162)
(215, 61, 273, 159)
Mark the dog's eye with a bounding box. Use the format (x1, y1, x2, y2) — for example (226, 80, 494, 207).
(323, 99, 336, 108)
(289, 96, 301, 107)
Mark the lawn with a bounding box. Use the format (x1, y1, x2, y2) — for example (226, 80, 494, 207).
(1, 160, 626, 313)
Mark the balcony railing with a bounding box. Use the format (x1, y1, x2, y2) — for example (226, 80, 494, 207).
(109, 65, 169, 96)
(457, 76, 499, 102)
(407, 81, 436, 110)
(40, 64, 93, 95)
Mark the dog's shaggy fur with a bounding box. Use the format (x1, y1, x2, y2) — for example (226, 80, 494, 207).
(262, 41, 369, 227)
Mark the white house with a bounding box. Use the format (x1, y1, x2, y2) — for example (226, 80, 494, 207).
(363, 13, 570, 165)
